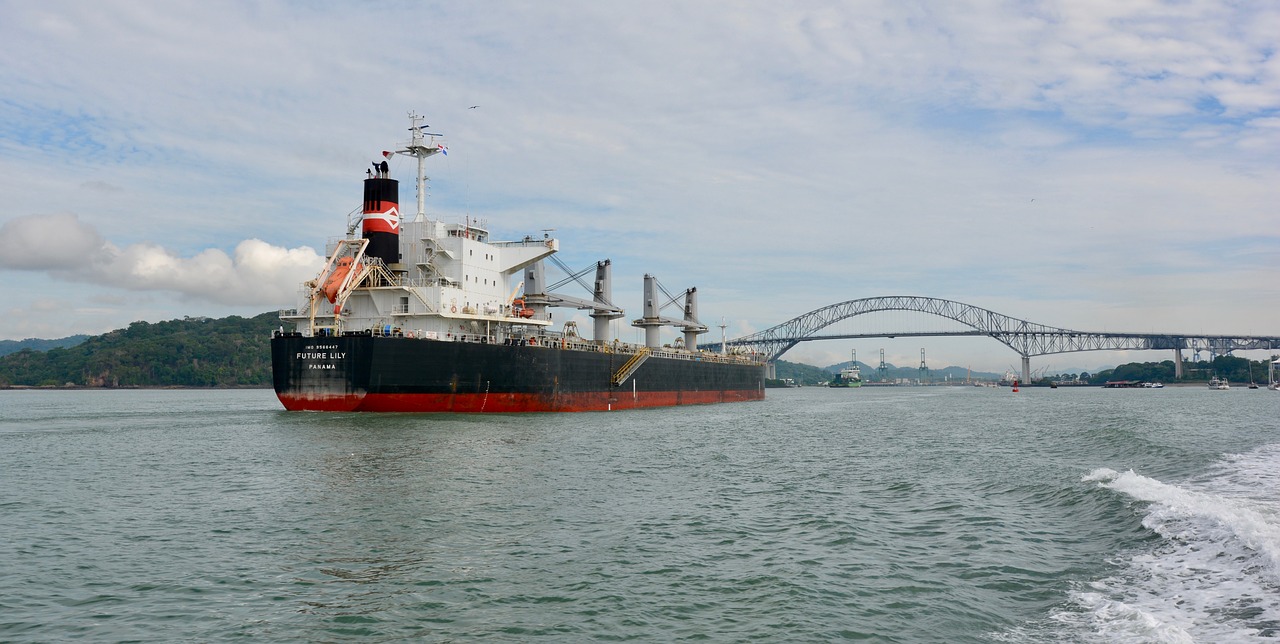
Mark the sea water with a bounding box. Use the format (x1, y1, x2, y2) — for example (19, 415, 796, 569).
(1, 386, 1277, 642)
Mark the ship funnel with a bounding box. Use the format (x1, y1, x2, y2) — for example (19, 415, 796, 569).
(362, 171, 400, 267)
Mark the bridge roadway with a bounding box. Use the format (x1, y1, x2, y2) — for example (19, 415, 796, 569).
(699, 296, 1280, 383)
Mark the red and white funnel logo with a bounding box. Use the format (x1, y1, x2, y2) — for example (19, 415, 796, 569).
(362, 206, 400, 234)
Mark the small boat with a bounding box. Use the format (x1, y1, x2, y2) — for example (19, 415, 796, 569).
(1208, 376, 1230, 390)
(1270, 360, 1280, 391)
(1104, 380, 1143, 388)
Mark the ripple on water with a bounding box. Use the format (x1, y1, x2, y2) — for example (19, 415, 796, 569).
(2, 387, 1278, 642)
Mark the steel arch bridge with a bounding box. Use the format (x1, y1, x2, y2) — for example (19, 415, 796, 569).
(701, 296, 1280, 382)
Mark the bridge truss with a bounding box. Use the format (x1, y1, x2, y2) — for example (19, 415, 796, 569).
(702, 296, 1280, 381)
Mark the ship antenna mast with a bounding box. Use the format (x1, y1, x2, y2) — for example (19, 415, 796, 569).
(398, 111, 444, 222)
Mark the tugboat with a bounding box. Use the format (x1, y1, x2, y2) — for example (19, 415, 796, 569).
(271, 113, 766, 412)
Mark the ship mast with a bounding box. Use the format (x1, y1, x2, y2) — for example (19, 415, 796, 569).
(397, 111, 444, 222)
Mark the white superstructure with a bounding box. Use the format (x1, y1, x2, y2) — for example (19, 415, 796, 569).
(280, 112, 707, 350)
(281, 113, 559, 342)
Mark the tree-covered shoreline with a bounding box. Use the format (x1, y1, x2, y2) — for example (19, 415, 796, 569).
(0, 313, 277, 388)
(1074, 355, 1276, 387)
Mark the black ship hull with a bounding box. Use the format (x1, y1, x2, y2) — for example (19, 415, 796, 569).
(271, 334, 766, 412)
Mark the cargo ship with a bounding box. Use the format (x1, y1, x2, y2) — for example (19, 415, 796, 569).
(827, 350, 862, 388)
(271, 113, 766, 412)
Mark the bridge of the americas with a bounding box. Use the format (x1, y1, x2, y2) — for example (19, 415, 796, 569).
(700, 296, 1280, 383)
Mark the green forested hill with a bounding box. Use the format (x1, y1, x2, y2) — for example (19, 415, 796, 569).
(0, 335, 90, 357)
(0, 312, 278, 388)
(769, 359, 831, 386)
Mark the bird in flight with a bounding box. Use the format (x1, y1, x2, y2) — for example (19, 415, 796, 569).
(469, 105, 480, 109)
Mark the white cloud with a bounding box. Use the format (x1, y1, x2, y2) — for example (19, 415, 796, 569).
(0, 0, 1276, 368)
(0, 213, 322, 306)
(0, 213, 108, 271)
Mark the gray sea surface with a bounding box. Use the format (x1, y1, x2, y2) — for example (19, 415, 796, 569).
(2, 386, 1278, 642)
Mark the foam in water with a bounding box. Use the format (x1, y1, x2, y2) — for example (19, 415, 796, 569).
(1059, 455, 1280, 641)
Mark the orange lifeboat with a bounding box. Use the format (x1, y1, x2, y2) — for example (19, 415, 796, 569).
(323, 257, 354, 303)
(512, 298, 535, 318)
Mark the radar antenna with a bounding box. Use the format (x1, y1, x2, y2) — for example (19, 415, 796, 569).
(397, 111, 445, 222)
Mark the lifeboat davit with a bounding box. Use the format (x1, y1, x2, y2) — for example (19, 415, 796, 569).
(323, 257, 355, 303)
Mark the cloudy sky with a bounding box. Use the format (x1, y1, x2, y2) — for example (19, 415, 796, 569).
(2, 1, 1277, 372)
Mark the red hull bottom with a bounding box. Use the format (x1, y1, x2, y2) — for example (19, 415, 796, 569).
(277, 388, 764, 412)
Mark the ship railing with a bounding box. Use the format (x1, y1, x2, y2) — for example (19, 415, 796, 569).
(508, 332, 762, 365)
(647, 347, 763, 365)
(450, 333, 497, 344)
(396, 276, 458, 289)
(492, 236, 556, 249)
(370, 325, 763, 364)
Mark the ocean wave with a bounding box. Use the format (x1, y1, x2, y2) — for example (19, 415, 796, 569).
(1060, 453, 1280, 641)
